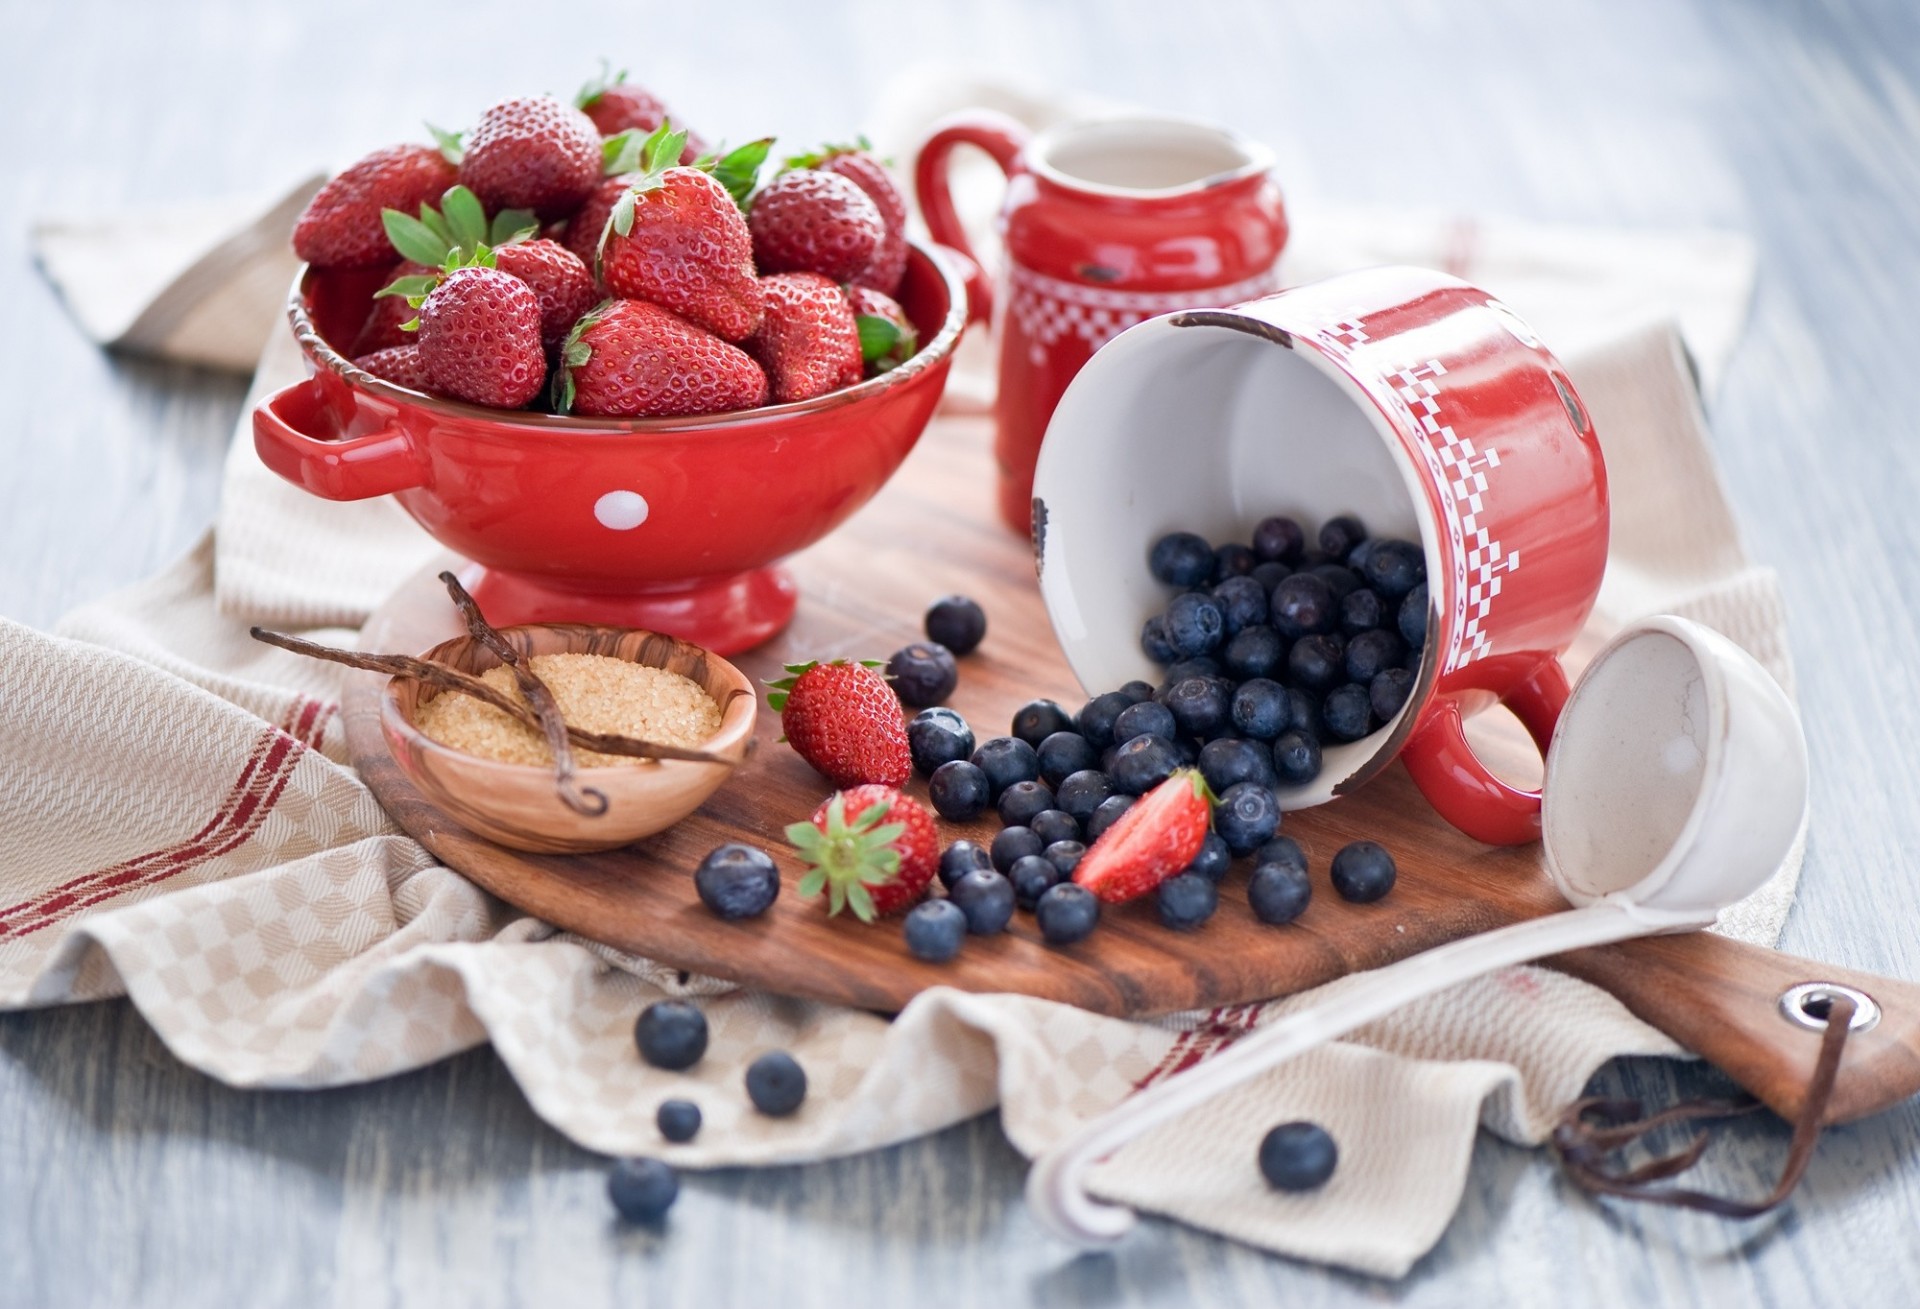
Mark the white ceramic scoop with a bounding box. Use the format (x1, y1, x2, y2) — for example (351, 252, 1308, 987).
(1026, 615, 1810, 1246)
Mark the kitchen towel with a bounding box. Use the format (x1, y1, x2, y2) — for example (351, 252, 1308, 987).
(11, 82, 1788, 1279)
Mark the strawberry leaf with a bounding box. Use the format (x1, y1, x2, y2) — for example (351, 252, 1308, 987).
(701, 137, 774, 211)
(426, 122, 465, 167)
(855, 315, 902, 364)
(382, 209, 452, 267)
(373, 273, 442, 302)
(796, 867, 827, 899)
(576, 60, 625, 110)
(440, 185, 489, 253)
(609, 189, 639, 239)
(601, 129, 644, 176)
(488, 209, 540, 245)
(640, 120, 689, 176)
(844, 882, 876, 924)
(417, 202, 453, 248)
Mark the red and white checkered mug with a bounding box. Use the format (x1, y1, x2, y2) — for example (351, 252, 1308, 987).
(1033, 266, 1609, 846)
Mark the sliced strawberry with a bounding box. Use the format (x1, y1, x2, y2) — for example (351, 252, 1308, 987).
(765, 660, 910, 789)
(1074, 769, 1216, 904)
(787, 786, 937, 921)
(415, 267, 546, 409)
(746, 273, 863, 403)
(293, 144, 458, 270)
(458, 95, 603, 219)
(553, 299, 767, 418)
(748, 169, 884, 283)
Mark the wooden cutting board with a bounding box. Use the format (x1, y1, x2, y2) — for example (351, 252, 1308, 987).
(341, 412, 1920, 1127)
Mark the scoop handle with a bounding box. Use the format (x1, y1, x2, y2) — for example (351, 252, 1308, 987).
(1026, 899, 1683, 1246)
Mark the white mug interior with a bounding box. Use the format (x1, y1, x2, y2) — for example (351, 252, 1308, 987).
(1030, 117, 1273, 197)
(1033, 311, 1445, 808)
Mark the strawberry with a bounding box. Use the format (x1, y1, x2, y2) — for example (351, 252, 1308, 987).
(598, 125, 764, 341)
(747, 168, 884, 283)
(787, 786, 937, 921)
(765, 660, 911, 788)
(745, 273, 863, 403)
(415, 267, 546, 409)
(457, 95, 603, 219)
(353, 344, 434, 391)
(574, 64, 708, 161)
(1074, 769, 1216, 904)
(553, 299, 767, 418)
(564, 172, 636, 269)
(293, 144, 458, 269)
(790, 143, 909, 296)
(844, 285, 918, 376)
(353, 260, 435, 354)
(493, 239, 598, 354)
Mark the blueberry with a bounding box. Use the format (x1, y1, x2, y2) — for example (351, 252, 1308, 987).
(971, 736, 1040, 797)
(1075, 691, 1135, 750)
(1222, 625, 1286, 681)
(1112, 699, 1176, 745)
(928, 759, 991, 820)
(1186, 830, 1232, 882)
(1250, 560, 1293, 593)
(1211, 575, 1269, 636)
(1159, 656, 1222, 688)
(1011, 698, 1074, 748)
(1309, 563, 1363, 601)
(1320, 683, 1374, 742)
(1270, 573, 1335, 639)
(634, 1000, 708, 1071)
(1362, 538, 1425, 599)
(1345, 536, 1380, 576)
(1109, 734, 1181, 795)
(656, 1099, 702, 1143)
(1318, 515, 1368, 560)
(1272, 730, 1324, 787)
(1259, 1121, 1338, 1191)
(1043, 839, 1087, 877)
(1230, 678, 1290, 742)
(925, 594, 987, 655)
(886, 642, 958, 708)
(1214, 781, 1281, 856)
(1163, 592, 1226, 659)
(1285, 633, 1344, 694)
(1398, 583, 1430, 650)
(1255, 835, 1308, 875)
(1119, 680, 1156, 703)
(949, 869, 1015, 934)
(1149, 531, 1215, 588)
(1086, 794, 1136, 842)
(1282, 687, 1320, 738)
(908, 706, 975, 777)
(1008, 853, 1063, 910)
(1030, 809, 1081, 847)
(990, 825, 1045, 873)
(1370, 667, 1416, 721)
(1344, 628, 1404, 685)
(608, 1157, 679, 1223)
(996, 779, 1055, 828)
(1252, 515, 1306, 564)
(1165, 676, 1231, 739)
(1037, 730, 1100, 787)
(1035, 882, 1101, 944)
(904, 899, 968, 962)
(938, 839, 993, 890)
(1197, 736, 1276, 795)
(1213, 542, 1257, 581)
(1156, 872, 1219, 930)
(1339, 587, 1386, 636)
(1248, 862, 1312, 925)
(694, 844, 780, 919)
(1331, 841, 1396, 902)
(1055, 769, 1115, 825)
(745, 1050, 808, 1116)
(1140, 615, 1178, 665)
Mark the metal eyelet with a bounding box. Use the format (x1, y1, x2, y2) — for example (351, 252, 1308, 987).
(1778, 981, 1881, 1034)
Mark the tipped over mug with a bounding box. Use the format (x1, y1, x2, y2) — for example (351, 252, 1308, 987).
(915, 110, 1288, 535)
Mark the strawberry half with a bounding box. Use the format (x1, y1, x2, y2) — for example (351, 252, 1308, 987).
(457, 95, 603, 219)
(553, 299, 767, 418)
(746, 273, 863, 403)
(766, 660, 911, 789)
(415, 267, 546, 409)
(293, 144, 458, 270)
(790, 143, 910, 296)
(787, 786, 937, 921)
(1074, 769, 1216, 904)
(747, 168, 884, 283)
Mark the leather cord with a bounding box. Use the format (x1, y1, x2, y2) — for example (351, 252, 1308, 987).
(1550, 993, 1856, 1217)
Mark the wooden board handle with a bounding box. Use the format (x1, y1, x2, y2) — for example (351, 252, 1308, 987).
(1550, 933, 1920, 1125)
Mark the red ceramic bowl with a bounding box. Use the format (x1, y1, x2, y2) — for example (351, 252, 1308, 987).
(254, 242, 967, 653)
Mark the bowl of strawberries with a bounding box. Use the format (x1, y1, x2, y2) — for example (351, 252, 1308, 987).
(255, 72, 968, 654)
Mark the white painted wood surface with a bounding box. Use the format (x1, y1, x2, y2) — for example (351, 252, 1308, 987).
(4, 0, 1919, 1303)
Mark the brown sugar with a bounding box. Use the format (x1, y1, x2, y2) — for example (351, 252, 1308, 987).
(415, 652, 721, 767)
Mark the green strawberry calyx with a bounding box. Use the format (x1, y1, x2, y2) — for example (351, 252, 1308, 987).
(551, 299, 616, 414)
(574, 60, 627, 111)
(426, 122, 466, 167)
(375, 185, 538, 328)
(693, 138, 775, 212)
(855, 313, 918, 373)
(786, 792, 903, 923)
(764, 660, 887, 715)
(782, 136, 883, 171)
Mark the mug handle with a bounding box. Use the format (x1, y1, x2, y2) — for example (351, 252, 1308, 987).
(913, 109, 1030, 326)
(253, 376, 426, 500)
(1399, 659, 1570, 846)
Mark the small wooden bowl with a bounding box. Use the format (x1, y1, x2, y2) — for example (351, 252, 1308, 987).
(379, 625, 756, 854)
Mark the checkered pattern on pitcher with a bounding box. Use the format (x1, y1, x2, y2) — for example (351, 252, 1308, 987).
(1006, 265, 1284, 365)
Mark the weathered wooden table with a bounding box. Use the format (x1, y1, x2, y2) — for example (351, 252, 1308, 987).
(4, 0, 1918, 1303)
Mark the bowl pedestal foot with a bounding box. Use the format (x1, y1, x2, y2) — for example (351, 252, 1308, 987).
(460, 564, 799, 655)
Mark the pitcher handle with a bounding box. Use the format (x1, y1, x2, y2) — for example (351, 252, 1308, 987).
(1400, 658, 1569, 846)
(913, 109, 1029, 326)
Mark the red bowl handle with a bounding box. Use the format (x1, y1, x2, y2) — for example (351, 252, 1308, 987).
(1399, 658, 1570, 846)
(253, 376, 425, 500)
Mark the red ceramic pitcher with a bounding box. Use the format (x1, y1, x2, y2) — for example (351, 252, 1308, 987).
(915, 111, 1289, 534)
